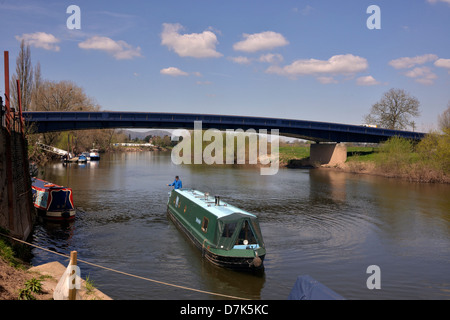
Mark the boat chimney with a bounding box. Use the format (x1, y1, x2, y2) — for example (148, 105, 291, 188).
(215, 196, 220, 206)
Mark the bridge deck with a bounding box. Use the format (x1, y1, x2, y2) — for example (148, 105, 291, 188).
(23, 111, 425, 143)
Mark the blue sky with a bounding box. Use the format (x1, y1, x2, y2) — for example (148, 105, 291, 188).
(1, 0, 449, 131)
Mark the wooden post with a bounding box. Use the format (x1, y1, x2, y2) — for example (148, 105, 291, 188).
(4, 51, 14, 232)
(68, 251, 78, 300)
(4, 51, 10, 132)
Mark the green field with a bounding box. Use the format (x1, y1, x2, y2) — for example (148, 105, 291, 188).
(278, 145, 379, 163)
(346, 146, 378, 162)
(278, 145, 310, 164)
(279, 134, 449, 183)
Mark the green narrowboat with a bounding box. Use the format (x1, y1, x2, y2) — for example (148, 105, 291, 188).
(167, 188, 266, 272)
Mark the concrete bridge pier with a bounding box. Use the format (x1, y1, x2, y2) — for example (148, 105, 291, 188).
(310, 143, 347, 167)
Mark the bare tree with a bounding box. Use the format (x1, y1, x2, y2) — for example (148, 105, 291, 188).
(34, 80, 98, 145)
(364, 88, 420, 130)
(30, 61, 42, 111)
(11, 40, 33, 111)
(438, 101, 450, 131)
(34, 80, 98, 112)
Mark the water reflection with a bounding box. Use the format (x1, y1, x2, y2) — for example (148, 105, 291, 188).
(309, 169, 347, 203)
(31, 152, 450, 299)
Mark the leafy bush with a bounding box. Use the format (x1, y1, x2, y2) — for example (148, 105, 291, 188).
(375, 136, 414, 173)
(18, 288, 36, 300)
(417, 129, 450, 174)
(25, 278, 43, 294)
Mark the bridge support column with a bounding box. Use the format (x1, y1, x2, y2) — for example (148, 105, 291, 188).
(310, 143, 347, 167)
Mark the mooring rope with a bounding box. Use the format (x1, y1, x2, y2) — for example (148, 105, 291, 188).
(0, 232, 250, 300)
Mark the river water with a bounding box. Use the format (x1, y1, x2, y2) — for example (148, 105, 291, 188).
(30, 151, 450, 300)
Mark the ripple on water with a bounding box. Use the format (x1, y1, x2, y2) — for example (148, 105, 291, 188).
(31, 154, 450, 300)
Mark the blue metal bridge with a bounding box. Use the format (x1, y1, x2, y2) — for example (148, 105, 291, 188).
(22, 111, 425, 143)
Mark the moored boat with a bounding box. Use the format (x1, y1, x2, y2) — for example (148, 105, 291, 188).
(78, 154, 87, 163)
(81, 152, 91, 161)
(89, 149, 100, 161)
(31, 178, 76, 220)
(167, 189, 266, 272)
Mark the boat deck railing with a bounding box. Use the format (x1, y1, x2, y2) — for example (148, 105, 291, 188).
(173, 188, 258, 218)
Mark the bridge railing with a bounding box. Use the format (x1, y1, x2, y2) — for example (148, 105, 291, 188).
(22, 111, 426, 143)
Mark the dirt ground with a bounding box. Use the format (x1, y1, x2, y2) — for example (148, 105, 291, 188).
(0, 257, 52, 300)
(1, 256, 113, 300)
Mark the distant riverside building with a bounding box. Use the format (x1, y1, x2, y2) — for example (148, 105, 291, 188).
(113, 143, 155, 147)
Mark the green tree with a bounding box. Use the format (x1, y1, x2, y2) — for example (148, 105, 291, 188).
(375, 136, 414, 173)
(144, 135, 153, 143)
(438, 102, 450, 132)
(417, 129, 450, 174)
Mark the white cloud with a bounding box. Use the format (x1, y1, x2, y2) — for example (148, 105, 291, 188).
(78, 36, 142, 60)
(300, 5, 314, 16)
(258, 53, 284, 64)
(233, 31, 289, 53)
(317, 76, 338, 84)
(434, 58, 450, 73)
(161, 23, 222, 58)
(427, 0, 450, 5)
(229, 53, 283, 65)
(229, 56, 252, 64)
(356, 75, 381, 86)
(388, 54, 438, 69)
(196, 81, 213, 85)
(266, 54, 368, 79)
(292, 5, 314, 15)
(404, 66, 438, 85)
(15, 32, 60, 52)
(160, 67, 189, 77)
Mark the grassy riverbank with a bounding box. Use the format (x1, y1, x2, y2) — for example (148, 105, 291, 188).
(29, 128, 449, 184)
(279, 144, 378, 165)
(282, 133, 450, 184)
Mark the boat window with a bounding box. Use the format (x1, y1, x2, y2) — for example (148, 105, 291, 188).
(202, 217, 209, 233)
(236, 220, 257, 245)
(221, 222, 237, 238)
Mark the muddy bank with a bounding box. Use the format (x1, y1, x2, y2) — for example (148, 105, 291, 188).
(285, 159, 450, 184)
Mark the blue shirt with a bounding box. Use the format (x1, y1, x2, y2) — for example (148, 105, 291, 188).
(169, 179, 182, 189)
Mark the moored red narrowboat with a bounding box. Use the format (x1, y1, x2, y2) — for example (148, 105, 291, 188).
(31, 178, 76, 220)
(167, 188, 266, 272)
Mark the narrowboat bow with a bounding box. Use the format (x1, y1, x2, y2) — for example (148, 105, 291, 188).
(32, 178, 76, 220)
(167, 189, 266, 272)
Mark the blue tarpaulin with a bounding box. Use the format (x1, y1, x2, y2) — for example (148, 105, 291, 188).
(288, 275, 345, 300)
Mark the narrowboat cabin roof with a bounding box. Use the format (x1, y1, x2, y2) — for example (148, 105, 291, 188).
(32, 178, 76, 220)
(32, 178, 67, 190)
(167, 188, 266, 271)
(173, 188, 257, 219)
